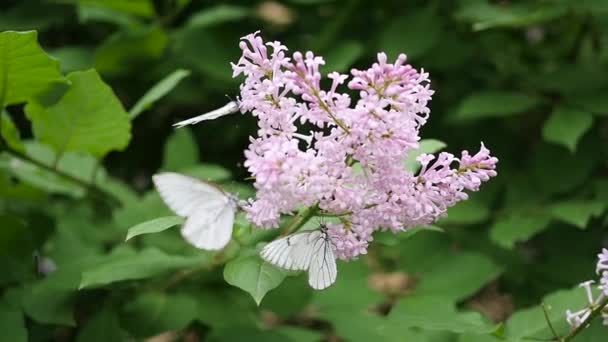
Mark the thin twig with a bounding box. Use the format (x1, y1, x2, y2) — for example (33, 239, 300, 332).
(541, 302, 562, 342)
(1, 144, 121, 206)
(562, 295, 608, 342)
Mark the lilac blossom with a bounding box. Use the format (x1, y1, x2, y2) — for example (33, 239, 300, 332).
(566, 249, 608, 329)
(232, 31, 498, 260)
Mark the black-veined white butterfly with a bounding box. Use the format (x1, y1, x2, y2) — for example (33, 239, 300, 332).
(173, 101, 239, 128)
(261, 225, 337, 290)
(153, 172, 238, 250)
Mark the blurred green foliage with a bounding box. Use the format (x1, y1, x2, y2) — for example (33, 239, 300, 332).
(1, 0, 608, 341)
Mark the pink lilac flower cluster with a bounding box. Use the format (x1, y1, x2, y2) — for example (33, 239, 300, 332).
(232, 32, 498, 260)
(566, 249, 608, 328)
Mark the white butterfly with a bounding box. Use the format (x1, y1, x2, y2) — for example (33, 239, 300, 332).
(173, 101, 239, 128)
(261, 227, 337, 290)
(153, 172, 238, 250)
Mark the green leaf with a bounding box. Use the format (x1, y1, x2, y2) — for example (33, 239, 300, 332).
(76, 308, 125, 342)
(185, 5, 250, 29)
(122, 292, 197, 338)
(2, 142, 105, 197)
(1, 111, 23, 151)
(125, 216, 184, 241)
(79, 248, 211, 289)
(324, 41, 364, 73)
(439, 197, 490, 225)
(452, 91, 542, 121)
(380, 6, 441, 59)
(162, 128, 199, 171)
(0, 300, 27, 342)
(94, 26, 167, 76)
(490, 209, 552, 249)
(59, 0, 155, 17)
(504, 286, 588, 340)
(374, 225, 443, 246)
(179, 164, 232, 182)
(387, 296, 495, 334)
(129, 69, 191, 119)
(456, 2, 567, 31)
(50, 46, 94, 73)
(542, 106, 593, 152)
(0, 30, 64, 106)
(415, 252, 502, 302)
(403, 139, 447, 172)
(568, 91, 608, 115)
(25, 69, 131, 157)
(22, 286, 75, 326)
(223, 254, 287, 305)
(550, 200, 605, 229)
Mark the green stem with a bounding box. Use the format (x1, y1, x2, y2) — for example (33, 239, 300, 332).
(281, 204, 319, 236)
(1, 144, 121, 207)
(562, 295, 608, 342)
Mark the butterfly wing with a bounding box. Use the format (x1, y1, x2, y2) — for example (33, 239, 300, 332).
(153, 172, 235, 250)
(153, 172, 227, 217)
(173, 101, 239, 128)
(181, 203, 235, 250)
(260, 233, 312, 271)
(307, 233, 337, 290)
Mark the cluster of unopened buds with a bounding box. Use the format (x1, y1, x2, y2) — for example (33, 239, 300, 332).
(566, 249, 608, 328)
(155, 31, 498, 290)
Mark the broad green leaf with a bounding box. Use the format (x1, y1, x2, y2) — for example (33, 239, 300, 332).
(313, 261, 382, 314)
(79, 248, 211, 289)
(2, 142, 105, 197)
(490, 209, 552, 248)
(25, 70, 131, 157)
(125, 216, 184, 241)
(173, 29, 240, 83)
(452, 91, 542, 121)
(223, 254, 287, 305)
(0, 300, 27, 342)
(403, 139, 447, 172)
(122, 292, 197, 338)
(542, 107, 593, 152)
(76, 308, 125, 342)
(374, 225, 443, 246)
(387, 296, 495, 334)
(57, 0, 155, 17)
(129, 69, 191, 119)
(50, 46, 94, 73)
(94, 26, 167, 76)
(456, 2, 567, 31)
(568, 91, 608, 115)
(324, 41, 364, 73)
(180, 164, 232, 182)
(380, 6, 441, 59)
(162, 128, 198, 171)
(113, 191, 172, 229)
(531, 143, 597, 196)
(0, 30, 64, 106)
(414, 252, 502, 302)
(439, 197, 490, 225)
(22, 287, 75, 326)
(194, 287, 257, 329)
(208, 323, 295, 342)
(185, 5, 250, 29)
(550, 200, 605, 229)
(504, 286, 588, 340)
(0, 2, 69, 31)
(260, 274, 313, 317)
(77, 5, 143, 28)
(1, 111, 23, 151)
